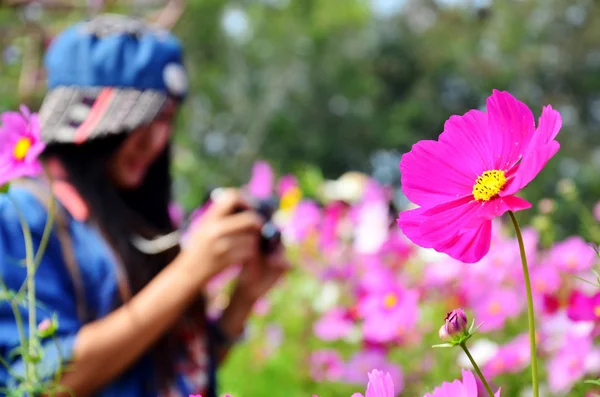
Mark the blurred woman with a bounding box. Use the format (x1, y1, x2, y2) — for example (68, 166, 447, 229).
(0, 14, 287, 397)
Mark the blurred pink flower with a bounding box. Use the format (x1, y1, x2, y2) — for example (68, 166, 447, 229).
(473, 288, 521, 332)
(483, 334, 530, 378)
(547, 333, 598, 393)
(359, 280, 419, 343)
(352, 369, 395, 397)
(344, 349, 403, 392)
(247, 160, 273, 199)
(285, 200, 321, 242)
(320, 201, 349, 252)
(309, 349, 345, 382)
(398, 90, 561, 263)
(276, 174, 298, 197)
(548, 236, 596, 273)
(0, 105, 46, 186)
(313, 308, 354, 342)
(567, 290, 600, 322)
(424, 369, 501, 397)
(530, 265, 562, 296)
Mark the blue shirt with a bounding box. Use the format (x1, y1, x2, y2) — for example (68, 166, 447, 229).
(0, 186, 216, 396)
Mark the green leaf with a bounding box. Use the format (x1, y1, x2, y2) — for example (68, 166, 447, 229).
(0, 184, 8, 194)
(432, 343, 454, 348)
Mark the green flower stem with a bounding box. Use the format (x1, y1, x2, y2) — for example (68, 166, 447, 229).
(11, 199, 38, 384)
(508, 211, 539, 397)
(459, 342, 495, 397)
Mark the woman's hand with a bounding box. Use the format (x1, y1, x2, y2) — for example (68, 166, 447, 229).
(233, 247, 290, 303)
(179, 189, 264, 290)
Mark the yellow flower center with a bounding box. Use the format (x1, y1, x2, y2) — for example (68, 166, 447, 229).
(13, 138, 32, 161)
(594, 306, 600, 318)
(488, 301, 502, 315)
(472, 170, 507, 201)
(383, 293, 398, 309)
(280, 187, 302, 212)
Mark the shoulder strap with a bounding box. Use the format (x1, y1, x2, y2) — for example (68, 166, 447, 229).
(12, 179, 91, 323)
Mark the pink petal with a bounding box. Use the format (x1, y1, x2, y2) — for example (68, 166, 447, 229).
(480, 195, 532, 220)
(434, 220, 492, 263)
(502, 105, 561, 195)
(247, 161, 273, 199)
(397, 207, 435, 249)
(486, 90, 536, 171)
(400, 197, 493, 263)
(1, 111, 27, 133)
(438, 109, 495, 176)
(460, 369, 478, 394)
(400, 139, 476, 207)
(418, 197, 486, 243)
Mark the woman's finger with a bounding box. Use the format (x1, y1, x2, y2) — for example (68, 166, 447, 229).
(217, 211, 264, 236)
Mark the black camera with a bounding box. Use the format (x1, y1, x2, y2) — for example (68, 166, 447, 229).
(208, 188, 282, 255)
(237, 197, 281, 255)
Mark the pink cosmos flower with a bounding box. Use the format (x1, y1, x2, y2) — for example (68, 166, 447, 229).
(359, 278, 419, 343)
(547, 236, 596, 273)
(483, 334, 530, 378)
(313, 307, 355, 341)
(344, 349, 403, 392)
(320, 201, 350, 252)
(284, 200, 321, 242)
(351, 369, 395, 397)
(309, 349, 345, 382)
(0, 105, 46, 186)
(247, 160, 274, 199)
(424, 369, 501, 397)
(567, 290, 600, 322)
(473, 288, 521, 332)
(398, 90, 561, 263)
(547, 333, 600, 393)
(277, 174, 298, 197)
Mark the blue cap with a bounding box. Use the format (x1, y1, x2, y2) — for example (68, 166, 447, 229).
(39, 14, 189, 144)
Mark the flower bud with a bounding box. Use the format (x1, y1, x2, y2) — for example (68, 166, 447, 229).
(445, 308, 468, 336)
(438, 324, 451, 341)
(37, 317, 58, 339)
(438, 309, 468, 343)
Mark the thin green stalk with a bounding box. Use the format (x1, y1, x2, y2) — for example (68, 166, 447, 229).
(0, 354, 22, 381)
(10, 198, 38, 384)
(0, 279, 27, 360)
(16, 169, 56, 298)
(459, 342, 494, 397)
(508, 211, 539, 397)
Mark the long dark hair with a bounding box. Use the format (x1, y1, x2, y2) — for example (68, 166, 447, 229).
(42, 133, 184, 385)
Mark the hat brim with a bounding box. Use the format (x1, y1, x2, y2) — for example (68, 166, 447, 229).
(39, 86, 167, 144)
